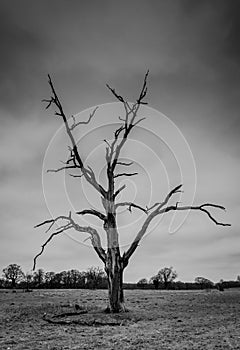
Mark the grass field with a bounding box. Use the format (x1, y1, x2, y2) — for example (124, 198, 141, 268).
(0, 288, 239, 349)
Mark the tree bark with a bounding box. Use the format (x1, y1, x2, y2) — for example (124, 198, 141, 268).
(105, 248, 125, 313)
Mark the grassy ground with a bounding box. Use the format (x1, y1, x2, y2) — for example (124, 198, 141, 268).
(0, 288, 239, 349)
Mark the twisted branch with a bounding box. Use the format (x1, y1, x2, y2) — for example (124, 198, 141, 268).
(158, 203, 231, 227)
(105, 71, 149, 171)
(122, 185, 230, 265)
(33, 214, 106, 269)
(70, 107, 98, 131)
(44, 75, 106, 197)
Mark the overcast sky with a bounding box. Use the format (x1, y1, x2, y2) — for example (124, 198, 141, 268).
(0, 0, 239, 283)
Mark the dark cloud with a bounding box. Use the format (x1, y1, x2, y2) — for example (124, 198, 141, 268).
(0, 4, 49, 115)
(1, 0, 240, 117)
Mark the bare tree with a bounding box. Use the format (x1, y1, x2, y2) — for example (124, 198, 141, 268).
(34, 72, 230, 312)
(2, 264, 24, 289)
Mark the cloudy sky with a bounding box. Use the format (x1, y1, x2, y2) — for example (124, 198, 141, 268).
(0, 0, 239, 283)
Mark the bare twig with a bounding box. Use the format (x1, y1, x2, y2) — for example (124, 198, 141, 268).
(106, 84, 125, 103)
(151, 184, 183, 212)
(47, 165, 79, 173)
(114, 184, 126, 198)
(116, 161, 133, 167)
(136, 70, 149, 105)
(115, 202, 148, 214)
(33, 225, 73, 270)
(70, 107, 98, 131)
(34, 219, 55, 228)
(69, 174, 83, 178)
(76, 209, 106, 221)
(114, 172, 138, 179)
(146, 202, 162, 211)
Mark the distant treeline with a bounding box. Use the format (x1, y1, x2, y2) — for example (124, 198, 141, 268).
(1, 263, 240, 290)
(133, 280, 240, 290)
(1, 265, 108, 290)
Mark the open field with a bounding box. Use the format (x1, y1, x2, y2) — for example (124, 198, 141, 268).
(0, 288, 239, 350)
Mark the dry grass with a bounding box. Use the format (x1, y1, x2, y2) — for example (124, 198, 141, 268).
(0, 288, 240, 349)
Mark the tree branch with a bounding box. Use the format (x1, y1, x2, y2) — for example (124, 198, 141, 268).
(136, 70, 149, 105)
(106, 84, 125, 103)
(158, 203, 231, 227)
(33, 214, 106, 269)
(102, 71, 150, 206)
(106, 71, 149, 171)
(116, 161, 133, 167)
(152, 184, 183, 212)
(122, 185, 230, 266)
(70, 107, 98, 131)
(69, 173, 83, 178)
(33, 224, 73, 270)
(114, 172, 138, 179)
(44, 75, 106, 198)
(114, 184, 126, 198)
(76, 209, 106, 221)
(47, 165, 79, 173)
(115, 202, 148, 214)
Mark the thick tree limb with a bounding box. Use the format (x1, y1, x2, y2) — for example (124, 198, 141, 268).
(33, 214, 106, 269)
(122, 185, 230, 266)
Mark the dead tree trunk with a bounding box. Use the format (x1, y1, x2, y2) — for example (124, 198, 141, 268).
(105, 249, 125, 312)
(102, 195, 126, 312)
